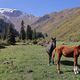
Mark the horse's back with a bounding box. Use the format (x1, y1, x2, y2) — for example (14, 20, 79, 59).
(55, 45, 76, 57)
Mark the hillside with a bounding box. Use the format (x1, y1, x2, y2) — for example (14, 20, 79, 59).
(0, 8, 39, 31)
(32, 7, 80, 41)
(0, 8, 80, 41)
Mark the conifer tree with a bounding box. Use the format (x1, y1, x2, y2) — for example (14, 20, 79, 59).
(20, 20, 26, 42)
(32, 29, 37, 40)
(26, 25, 33, 40)
(7, 24, 16, 45)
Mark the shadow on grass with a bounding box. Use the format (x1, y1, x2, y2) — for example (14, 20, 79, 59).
(65, 69, 80, 74)
(61, 60, 80, 73)
(1, 43, 9, 46)
(27, 69, 34, 73)
(61, 60, 80, 67)
(0, 45, 6, 49)
(64, 70, 73, 73)
(61, 60, 74, 66)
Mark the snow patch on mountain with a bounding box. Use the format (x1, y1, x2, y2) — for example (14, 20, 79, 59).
(0, 8, 17, 13)
(0, 8, 23, 17)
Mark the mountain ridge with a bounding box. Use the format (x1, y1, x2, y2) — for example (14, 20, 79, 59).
(0, 8, 39, 31)
(0, 7, 80, 41)
(32, 7, 80, 41)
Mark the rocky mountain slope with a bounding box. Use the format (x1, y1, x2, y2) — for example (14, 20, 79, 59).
(32, 7, 80, 41)
(0, 8, 39, 31)
(0, 7, 80, 41)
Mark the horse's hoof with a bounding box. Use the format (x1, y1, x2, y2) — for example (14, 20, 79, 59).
(74, 72, 77, 75)
(57, 71, 63, 74)
(77, 71, 79, 74)
(48, 62, 53, 66)
(58, 71, 60, 74)
(48, 64, 51, 66)
(49, 64, 52, 66)
(74, 71, 79, 75)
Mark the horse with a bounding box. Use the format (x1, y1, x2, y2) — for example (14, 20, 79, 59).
(46, 37, 56, 65)
(52, 45, 80, 74)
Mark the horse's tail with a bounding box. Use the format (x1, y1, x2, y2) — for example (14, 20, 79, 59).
(52, 48, 56, 64)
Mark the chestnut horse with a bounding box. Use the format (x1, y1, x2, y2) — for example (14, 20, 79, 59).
(52, 45, 80, 74)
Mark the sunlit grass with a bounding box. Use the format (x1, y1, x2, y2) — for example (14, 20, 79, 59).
(0, 42, 80, 80)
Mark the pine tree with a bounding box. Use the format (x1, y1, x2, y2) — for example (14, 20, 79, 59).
(20, 20, 26, 42)
(32, 29, 37, 40)
(0, 19, 8, 40)
(7, 24, 16, 45)
(26, 25, 33, 40)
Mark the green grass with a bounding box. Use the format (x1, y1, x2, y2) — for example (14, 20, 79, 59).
(0, 42, 80, 80)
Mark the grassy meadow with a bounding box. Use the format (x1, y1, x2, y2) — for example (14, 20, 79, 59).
(0, 42, 80, 80)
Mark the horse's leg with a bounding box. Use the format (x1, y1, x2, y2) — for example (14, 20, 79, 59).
(49, 55, 51, 64)
(52, 50, 56, 64)
(57, 51, 62, 74)
(48, 53, 52, 65)
(49, 50, 54, 65)
(74, 56, 79, 74)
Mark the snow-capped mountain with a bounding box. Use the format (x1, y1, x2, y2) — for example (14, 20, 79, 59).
(0, 8, 39, 31)
(0, 8, 23, 17)
(0, 13, 10, 22)
(0, 8, 17, 13)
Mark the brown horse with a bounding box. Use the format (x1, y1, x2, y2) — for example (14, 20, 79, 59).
(52, 45, 80, 74)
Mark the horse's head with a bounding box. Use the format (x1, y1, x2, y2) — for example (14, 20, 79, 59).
(51, 38, 56, 48)
(51, 37, 56, 41)
(51, 37, 56, 44)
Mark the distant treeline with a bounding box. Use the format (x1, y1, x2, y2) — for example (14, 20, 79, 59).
(0, 19, 48, 45)
(19, 20, 48, 42)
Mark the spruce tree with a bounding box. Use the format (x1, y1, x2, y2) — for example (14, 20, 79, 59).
(7, 24, 16, 45)
(26, 25, 33, 40)
(32, 29, 37, 39)
(20, 20, 26, 42)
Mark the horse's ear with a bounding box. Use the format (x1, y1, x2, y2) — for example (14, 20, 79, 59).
(51, 37, 56, 41)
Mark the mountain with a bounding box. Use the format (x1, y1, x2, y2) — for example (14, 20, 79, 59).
(32, 7, 80, 41)
(0, 8, 39, 31)
(0, 8, 80, 41)
(0, 8, 22, 17)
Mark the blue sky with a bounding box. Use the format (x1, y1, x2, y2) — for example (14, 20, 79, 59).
(0, 0, 80, 16)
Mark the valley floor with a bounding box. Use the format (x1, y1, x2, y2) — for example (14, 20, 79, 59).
(0, 42, 80, 80)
